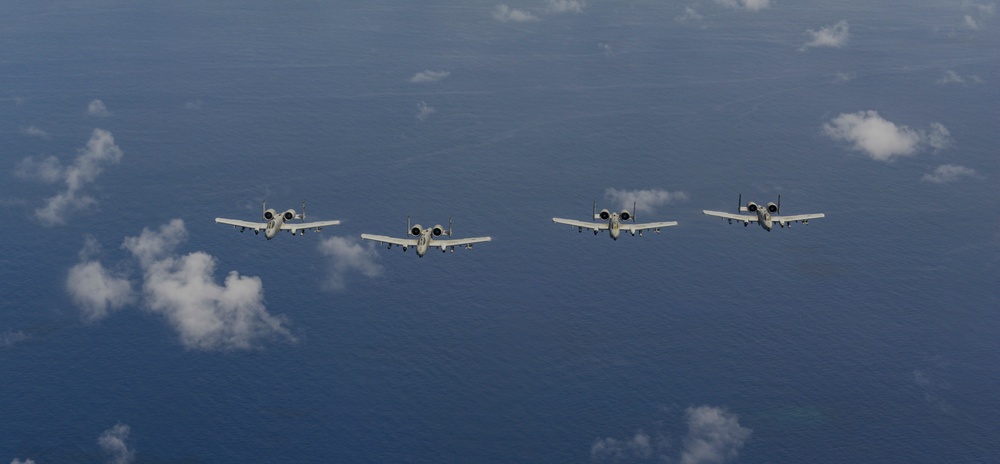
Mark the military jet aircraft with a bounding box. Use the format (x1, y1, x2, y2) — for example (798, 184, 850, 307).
(702, 194, 824, 231)
(215, 200, 341, 239)
(361, 217, 491, 257)
(552, 202, 678, 240)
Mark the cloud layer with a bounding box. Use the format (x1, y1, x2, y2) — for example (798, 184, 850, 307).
(122, 220, 293, 350)
(16, 129, 124, 226)
(98, 423, 135, 464)
(67, 220, 293, 351)
(823, 111, 950, 161)
(417, 101, 435, 121)
(801, 20, 850, 50)
(317, 236, 383, 291)
(493, 4, 538, 22)
(547, 0, 584, 13)
(409, 70, 450, 83)
(591, 405, 751, 464)
(715, 0, 770, 11)
(922, 164, 980, 183)
(680, 406, 753, 464)
(88, 99, 111, 117)
(605, 188, 689, 215)
(67, 260, 135, 321)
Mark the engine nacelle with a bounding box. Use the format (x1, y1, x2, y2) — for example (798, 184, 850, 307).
(746, 202, 758, 213)
(432, 225, 445, 237)
(620, 210, 631, 221)
(410, 224, 423, 236)
(766, 202, 778, 213)
(263, 208, 277, 220)
(599, 209, 610, 220)
(283, 210, 296, 221)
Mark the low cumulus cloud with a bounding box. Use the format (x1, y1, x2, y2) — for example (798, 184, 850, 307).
(88, 99, 111, 117)
(591, 430, 657, 462)
(834, 71, 856, 83)
(823, 111, 951, 161)
(122, 220, 293, 350)
(676, 7, 705, 24)
(922, 164, 980, 183)
(963, 2, 995, 30)
(318, 236, 383, 291)
(21, 125, 49, 138)
(715, 0, 770, 11)
(67, 260, 134, 322)
(605, 188, 689, 215)
(66, 221, 293, 351)
(2, 330, 29, 348)
(680, 406, 752, 464)
(936, 69, 983, 85)
(409, 70, 450, 83)
(416, 101, 436, 121)
(493, 4, 538, 22)
(16, 129, 124, 226)
(801, 20, 850, 50)
(591, 406, 751, 464)
(11, 459, 37, 464)
(98, 423, 135, 464)
(547, 0, 584, 13)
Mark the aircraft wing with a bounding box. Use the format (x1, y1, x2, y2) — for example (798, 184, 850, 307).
(360, 234, 418, 247)
(620, 221, 678, 233)
(552, 218, 608, 231)
(772, 213, 825, 225)
(702, 210, 755, 224)
(215, 218, 265, 231)
(432, 236, 492, 250)
(281, 220, 341, 232)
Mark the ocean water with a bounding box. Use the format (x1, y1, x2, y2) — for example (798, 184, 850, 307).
(2, 1, 998, 462)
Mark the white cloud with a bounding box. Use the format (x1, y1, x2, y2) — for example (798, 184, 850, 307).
(937, 70, 966, 84)
(17, 129, 124, 226)
(121, 219, 293, 351)
(605, 188, 689, 216)
(88, 99, 111, 117)
(823, 111, 951, 161)
(318, 236, 383, 291)
(417, 101, 436, 121)
(834, 71, 856, 83)
(2, 330, 29, 348)
(963, 2, 995, 29)
(98, 423, 134, 464)
(67, 260, 134, 322)
(16, 155, 64, 183)
(409, 70, 451, 83)
(591, 429, 654, 462)
(21, 125, 50, 138)
(11, 459, 37, 464)
(925, 122, 951, 151)
(680, 406, 752, 464)
(547, 0, 584, 13)
(493, 4, 538, 22)
(922, 164, 980, 183)
(676, 7, 705, 23)
(936, 70, 982, 85)
(801, 20, 849, 50)
(715, 0, 770, 11)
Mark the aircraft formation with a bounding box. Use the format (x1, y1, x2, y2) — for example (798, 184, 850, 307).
(215, 195, 824, 256)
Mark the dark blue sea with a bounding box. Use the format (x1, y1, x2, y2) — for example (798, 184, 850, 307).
(2, 1, 998, 462)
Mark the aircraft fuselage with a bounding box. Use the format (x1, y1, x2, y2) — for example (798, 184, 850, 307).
(608, 214, 621, 240)
(416, 231, 432, 257)
(264, 215, 288, 239)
